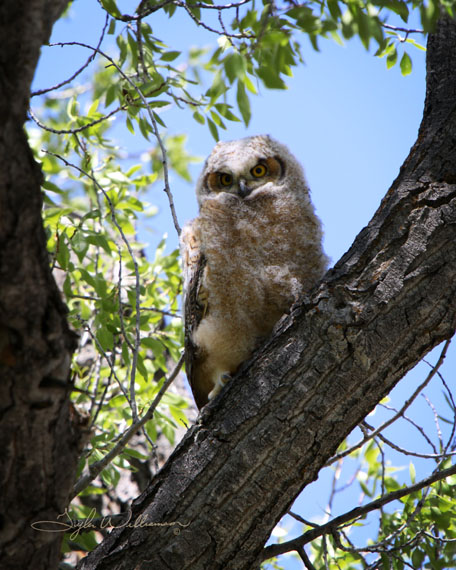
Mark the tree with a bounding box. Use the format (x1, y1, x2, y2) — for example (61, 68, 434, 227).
(0, 2, 84, 569)
(1, 1, 456, 569)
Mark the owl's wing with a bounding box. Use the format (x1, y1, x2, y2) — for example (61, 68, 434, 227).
(181, 223, 208, 408)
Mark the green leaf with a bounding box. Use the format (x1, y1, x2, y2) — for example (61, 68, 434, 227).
(107, 17, 116, 35)
(409, 461, 416, 483)
(127, 31, 138, 68)
(224, 53, 246, 83)
(122, 447, 149, 461)
(100, 464, 120, 488)
(411, 549, 425, 568)
(160, 419, 176, 445)
(85, 234, 112, 255)
(359, 479, 372, 497)
(160, 50, 181, 62)
(66, 97, 79, 120)
(420, 0, 440, 32)
(193, 111, 205, 125)
(327, 0, 341, 20)
(214, 103, 240, 122)
(210, 110, 226, 129)
(142, 337, 165, 356)
(56, 235, 70, 270)
(169, 405, 189, 427)
(100, 0, 121, 18)
(42, 180, 64, 194)
(405, 38, 426, 52)
(138, 117, 151, 140)
(243, 74, 257, 94)
(391, 0, 409, 23)
(205, 71, 227, 103)
(116, 35, 127, 68)
(356, 9, 371, 50)
(207, 117, 219, 141)
(145, 420, 158, 442)
(136, 354, 149, 381)
(87, 98, 100, 116)
(126, 116, 135, 134)
(364, 441, 379, 466)
(63, 275, 72, 298)
(400, 52, 412, 76)
(236, 80, 251, 126)
(380, 553, 390, 569)
(96, 327, 114, 352)
(105, 84, 118, 108)
(386, 45, 398, 69)
(153, 111, 166, 128)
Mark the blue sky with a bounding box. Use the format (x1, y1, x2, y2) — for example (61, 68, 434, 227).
(31, 2, 455, 568)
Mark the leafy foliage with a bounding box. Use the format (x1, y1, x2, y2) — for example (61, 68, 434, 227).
(27, 0, 456, 566)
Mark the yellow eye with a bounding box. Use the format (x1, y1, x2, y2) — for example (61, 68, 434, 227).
(251, 163, 268, 178)
(219, 173, 233, 187)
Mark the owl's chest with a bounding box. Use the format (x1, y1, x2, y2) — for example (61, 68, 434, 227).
(200, 192, 303, 265)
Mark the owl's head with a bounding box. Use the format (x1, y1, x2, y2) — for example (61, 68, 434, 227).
(195, 135, 307, 207)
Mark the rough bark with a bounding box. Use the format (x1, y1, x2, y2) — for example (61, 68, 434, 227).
(77, 16, 456, 570)
(0, 2, 83, 569)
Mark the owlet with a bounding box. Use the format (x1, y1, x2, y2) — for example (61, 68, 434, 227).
(181, 135, 328, 409)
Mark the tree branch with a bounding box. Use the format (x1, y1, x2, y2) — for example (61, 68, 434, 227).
(262, 462, 456, 560)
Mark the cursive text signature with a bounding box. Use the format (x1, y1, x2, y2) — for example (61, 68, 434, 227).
(31, 508, 189, 540)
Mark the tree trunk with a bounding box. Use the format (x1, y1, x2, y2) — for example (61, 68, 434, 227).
(0, 2, 83, 569)
(77, 15, 456, 570)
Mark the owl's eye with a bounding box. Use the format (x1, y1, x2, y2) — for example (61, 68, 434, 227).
(219, 173, 233, 187)
(251, 163, 268, 178)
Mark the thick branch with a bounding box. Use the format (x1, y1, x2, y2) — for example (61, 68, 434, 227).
(78, 16, 456, 570)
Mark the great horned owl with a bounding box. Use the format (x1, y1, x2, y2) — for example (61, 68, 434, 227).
(181, 135, 328, 409)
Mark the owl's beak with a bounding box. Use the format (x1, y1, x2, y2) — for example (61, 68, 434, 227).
(238, 179, 251, 198)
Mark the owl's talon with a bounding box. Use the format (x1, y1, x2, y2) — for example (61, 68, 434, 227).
(208, 372, 232, 401)
(220, 373, 232, 386)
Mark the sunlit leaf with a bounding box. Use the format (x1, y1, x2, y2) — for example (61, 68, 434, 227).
(400, 51, 412, 76)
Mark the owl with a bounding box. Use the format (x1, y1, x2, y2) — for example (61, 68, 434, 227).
(180, 135, 328, 409)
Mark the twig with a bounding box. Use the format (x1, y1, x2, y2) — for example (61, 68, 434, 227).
(297, 545, 317, 570)
(89, 371, 113, 430)
(140, 305, 181, 318)
(177, 1, 254, 39)
(362, 420, 456, 460)
(379, 402, 438, 453)
(115, 242, 139, 421)
(29, 105, 125, 135)
(288, 511, 318, 527)
(436, 371, 456, 454)
(382, 23, 424, 35)
(421, 393, 443, 451)
(31, 12, 109, 97)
